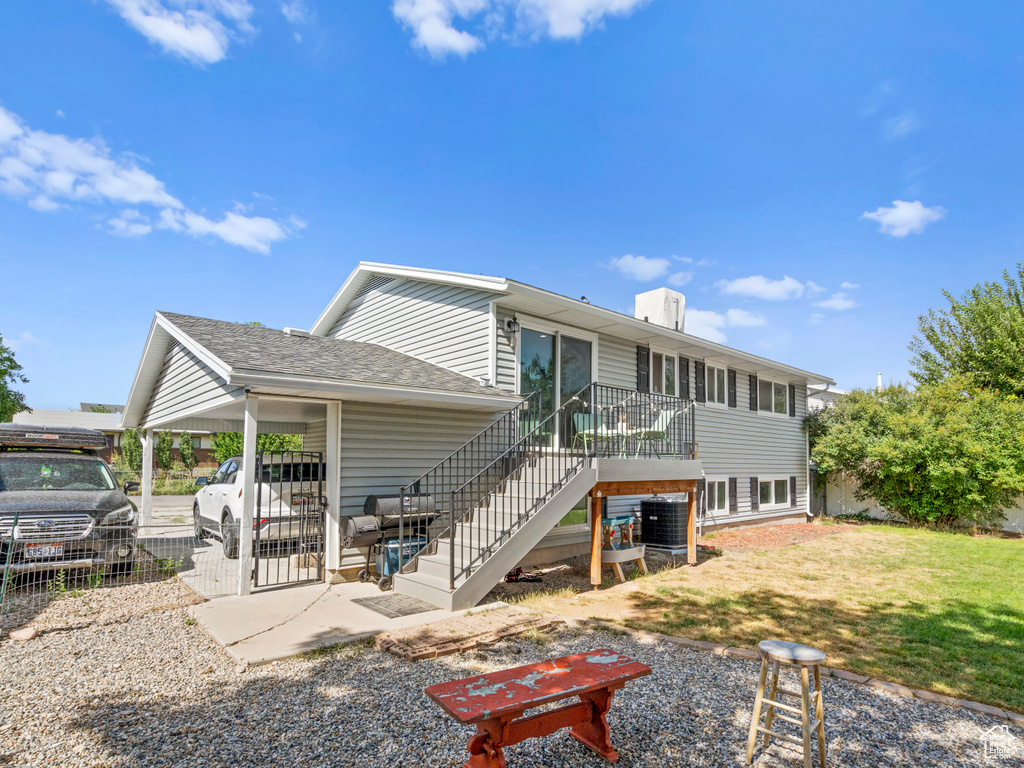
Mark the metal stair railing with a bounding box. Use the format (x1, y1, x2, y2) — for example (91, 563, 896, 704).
(396, 390, 541, 575)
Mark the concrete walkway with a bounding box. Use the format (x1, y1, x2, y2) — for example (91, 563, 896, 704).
(190, 581, 493, 666)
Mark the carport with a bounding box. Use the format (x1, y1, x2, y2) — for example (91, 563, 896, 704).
(121, 312, 520, 595)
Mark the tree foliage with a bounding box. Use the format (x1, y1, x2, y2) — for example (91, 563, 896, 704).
(178, 430, 197, 475)
(155, 430, 175, 470)
(120, 428, 143, 473)
(0, 333, 29, 423)
(210, 432, 303, 465)
(807, 379, 1024, 527)
(909, 263, 1024, 396)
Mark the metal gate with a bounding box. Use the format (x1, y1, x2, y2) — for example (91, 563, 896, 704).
(253, 450, 326, 588)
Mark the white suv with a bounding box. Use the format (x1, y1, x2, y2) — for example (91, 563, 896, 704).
(192, 456, 325, 558)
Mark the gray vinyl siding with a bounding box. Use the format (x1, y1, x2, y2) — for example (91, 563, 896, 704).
(327, 278, 499, 381)
(338, 402, 499, 519)
(495, 308, 517, 392)
(303, 420, 327, 453)
(143, 342, 241, 426)
(607, 359, 809, 523)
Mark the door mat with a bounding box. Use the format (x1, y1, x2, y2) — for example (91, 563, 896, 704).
(375, 606, 563, 661)
(352, 594, 439, 619)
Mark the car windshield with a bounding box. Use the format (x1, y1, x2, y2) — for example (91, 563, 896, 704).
(0, 455, 117, 492)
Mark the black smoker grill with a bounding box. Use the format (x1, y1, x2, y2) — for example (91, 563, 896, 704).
(344, 494, 436, 590)
(639, 495, 690, 549)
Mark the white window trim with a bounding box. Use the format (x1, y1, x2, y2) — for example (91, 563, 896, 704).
(650, 346, 679, 397)
(756, 475, 791, 511)
(756, 376, 791, 418)
(703, 360, 729, 409)
(705, 475, 729, 513)
(513, 314, 599, 398)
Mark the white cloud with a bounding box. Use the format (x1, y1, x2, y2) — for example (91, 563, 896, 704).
(109, 208, 153, 237)
(715, 275, 806, 301)
(55, 110, 65, 119)
(0, 104, 298, 253)
(608, 254, 670, 281)
(684, 307, 766, 343)
(106, 0, 255, 66)
(805, 281, 826, 295)
(883, 110, 922, 141)
(840, 281, 859, 290)
(667, 271, 693, 287)
(391, 0, 649, 58)
(281, 0, 312, 24)
(862, 199, 945, 238)
(5, 331, 40, 353)
(725, 308, 766, 327)
(815, 292, 857, 311)
(671, 254, 692, 264)
(808, 313, 825, 326)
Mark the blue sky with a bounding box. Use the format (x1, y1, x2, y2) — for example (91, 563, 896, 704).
(1, 1, 1022, 410)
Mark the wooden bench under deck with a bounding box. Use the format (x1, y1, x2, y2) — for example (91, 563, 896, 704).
(425, 649, 652, 768)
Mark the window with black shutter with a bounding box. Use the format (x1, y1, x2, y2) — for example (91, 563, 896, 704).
(748, 374, 758, 411)
(789, 384, 797, 417)
(728, 477, 737, 512)
(697, 478, 706, 513)
(694, 361, 706, 403)
(636, 347, 650, 393)
(790, 476, 798, 507)
(679, 357, 690, 399)
(749, 477, 759, 511)
(727, 369, 737, 408)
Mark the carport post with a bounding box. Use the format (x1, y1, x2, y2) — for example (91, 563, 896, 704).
(237, 394, 259, 596)
(140, 429, 153, 526)
(324, 402, 342, 574)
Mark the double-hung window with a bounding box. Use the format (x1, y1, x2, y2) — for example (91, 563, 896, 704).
(758, 477, 790, 509)
(706, 478, 728, 512)
(706, 365, 727, 405)
(650, 351, 680, 397)
(758, 378, 788, 415)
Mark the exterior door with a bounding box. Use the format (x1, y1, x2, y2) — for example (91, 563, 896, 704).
(558, 334, 593, 447)
(519, 326, 593, 446)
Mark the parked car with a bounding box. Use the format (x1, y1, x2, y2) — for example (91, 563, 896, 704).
(0, 424, 139, 576)
(192, 455, 325, 558)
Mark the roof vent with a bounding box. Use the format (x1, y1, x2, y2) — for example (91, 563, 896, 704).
(284, 327, 311, 338)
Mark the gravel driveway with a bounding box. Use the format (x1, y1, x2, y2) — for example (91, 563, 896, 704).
(1, 581, 1021, 767)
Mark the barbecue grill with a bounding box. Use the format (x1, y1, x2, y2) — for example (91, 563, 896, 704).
(351, 494, 436, 590)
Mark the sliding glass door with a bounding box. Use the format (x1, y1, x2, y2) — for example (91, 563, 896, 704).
(519, 326, 594, 446)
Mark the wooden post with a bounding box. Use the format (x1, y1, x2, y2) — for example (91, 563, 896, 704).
(687, 481, 697, 566)
(590, 493, 602, 587)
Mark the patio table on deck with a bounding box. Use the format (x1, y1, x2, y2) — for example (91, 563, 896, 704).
(425, 648, 652, 768)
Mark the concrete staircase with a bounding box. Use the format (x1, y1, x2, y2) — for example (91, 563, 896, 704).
(393, 457, 596, 611)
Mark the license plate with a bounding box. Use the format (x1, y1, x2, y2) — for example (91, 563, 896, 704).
(25, 542, 64, 558)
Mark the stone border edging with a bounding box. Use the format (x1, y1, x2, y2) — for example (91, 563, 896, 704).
(556, 617, 1023, 729)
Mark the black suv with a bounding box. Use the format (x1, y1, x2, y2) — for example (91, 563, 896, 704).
(0, 424, 139, 576)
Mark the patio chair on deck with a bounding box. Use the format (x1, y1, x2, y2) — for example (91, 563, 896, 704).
(631, 408, 682, 457)
(572, 413, 625, 456)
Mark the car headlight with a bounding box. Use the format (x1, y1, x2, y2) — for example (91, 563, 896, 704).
(102, 505, 136, 525)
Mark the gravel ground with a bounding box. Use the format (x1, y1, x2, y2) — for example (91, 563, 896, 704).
(1, 581, 1022, 768)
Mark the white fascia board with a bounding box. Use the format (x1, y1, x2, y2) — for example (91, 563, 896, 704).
(229, 369, 521, 410)
(141, 388, 246, 430)
(308, 261, 510, 337)
(506, 281, 835, 386)
(154, 312, 233, 382)
(120, 316, 167, 429)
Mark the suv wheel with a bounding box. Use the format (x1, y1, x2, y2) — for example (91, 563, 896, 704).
(194, 504, 208, 540)
(222, 512, 239, 559)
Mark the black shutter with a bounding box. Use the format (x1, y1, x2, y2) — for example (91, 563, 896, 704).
(750, 477, 759, 511)
(679, 357, 690, 399)
(728, 477, 737, 512)
(749, 374, 758, 411)
(727, 369, 737, 408)
(637, 347, 650, 393)
(790, 476, 798, 507)
(697, 478, 706, 513)
(694, 361, 706, 403)
(789, 384, 796, 417)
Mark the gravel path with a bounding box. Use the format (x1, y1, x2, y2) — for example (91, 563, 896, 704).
(1, 582, 1021, 767)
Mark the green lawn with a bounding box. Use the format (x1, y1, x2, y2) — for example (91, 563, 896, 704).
(525, 522, 1024, 713)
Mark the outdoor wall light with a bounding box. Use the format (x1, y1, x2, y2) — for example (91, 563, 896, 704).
(505, 317, 520, 334)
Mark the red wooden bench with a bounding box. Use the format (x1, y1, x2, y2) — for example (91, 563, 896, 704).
(425, 648, 652, 768)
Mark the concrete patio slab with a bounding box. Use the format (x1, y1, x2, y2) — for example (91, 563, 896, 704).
(190, 581, 500, 666)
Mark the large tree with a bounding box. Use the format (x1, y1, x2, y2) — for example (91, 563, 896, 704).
(909, 263, 1024, 396)
(808, 379, 1024, 528)
(0, 333, 29, 423)
(210, 432, 303, 465)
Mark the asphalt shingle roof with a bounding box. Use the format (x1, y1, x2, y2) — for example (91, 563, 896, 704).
(159, 313, 506, 398)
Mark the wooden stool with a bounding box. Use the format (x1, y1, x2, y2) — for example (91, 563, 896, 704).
(746, 640, 827, 768)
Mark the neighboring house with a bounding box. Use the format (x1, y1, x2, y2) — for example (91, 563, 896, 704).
(12, 407, 215, 466)
(121, 262, 834, 608)
(807, 384, 849, 412)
